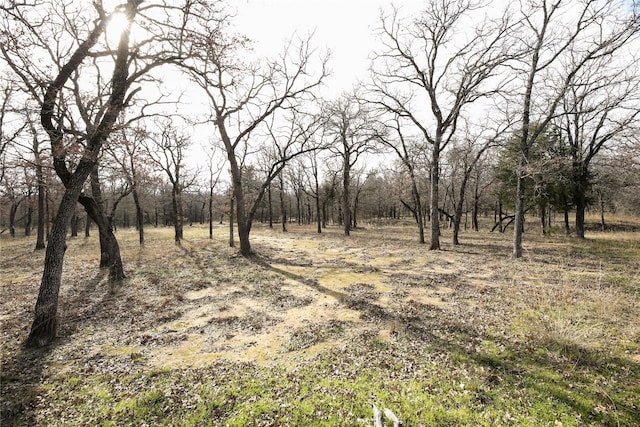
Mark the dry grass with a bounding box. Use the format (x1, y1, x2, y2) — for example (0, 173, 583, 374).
(1, 217, 639, 426)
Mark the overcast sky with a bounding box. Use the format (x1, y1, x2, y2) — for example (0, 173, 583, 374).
(232, 0, 424, 95)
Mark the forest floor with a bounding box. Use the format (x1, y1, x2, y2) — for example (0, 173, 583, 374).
(1, 217, 639, 426)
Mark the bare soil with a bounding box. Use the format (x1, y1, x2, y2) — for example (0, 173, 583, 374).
(1, 221, 639, 425)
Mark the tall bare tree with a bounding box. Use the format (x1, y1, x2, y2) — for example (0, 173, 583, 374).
(557, 48, 640, 238)
(448, 118, 512, 245)
(375, 114, 426, 243)
(145, 120, 197, 245)
(323, 94, 378, 236)
(105, 124, 155, 245)
(511, 0, 639, 257)
(370, 1, 516, 250)
(0, 0, 199, 347)
(15, 1, 140, 346)
(179, 7, 328, 255)
(205, 145, 224, 239)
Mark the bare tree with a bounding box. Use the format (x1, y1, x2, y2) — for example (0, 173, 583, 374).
(511, 0, 639, 257)
(180, 12, 328, 255)
(11, 1, 140, 347)
(370, 1, 516, 250)
(375, 114, 426, 243)
(299, 144, 327, 234)
(105, 124, 157, 245)
(323, 94, 378, 236)
(145, 121, 197, 245)
(557, 49, 640, 238)
(0, 0, 198, 347)
(205, 145, 225, 239)
(448, 118, 512, 245)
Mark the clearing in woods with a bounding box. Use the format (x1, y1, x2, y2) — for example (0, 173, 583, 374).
(1, 218, 639, 426)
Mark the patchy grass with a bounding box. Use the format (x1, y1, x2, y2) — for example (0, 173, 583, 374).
(1, 218, 639, 426)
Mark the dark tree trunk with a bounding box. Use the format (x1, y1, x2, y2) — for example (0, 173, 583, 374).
(172, 186, 183, 245)
(229, 196, 235, 248)
(70, 212, 78, 237)
(429, 146, 441, 250)
(342, 160, 351, 236)
(35, 175, 46, 250)
(315, 195, 321, 233)
(295, 192, 302, 225)
(79, 193, 125, 282)
(85, 214, 91, 238)
(209, 186, 214, 239)
(575, 193, 586, 238)
(513, 171, 526, 257)
(133, 188, 144, 245)
(352, 194, 358, 230)
(472, 195, 479, 232)
(452, 172, 471, 246)
(9, 198, 22, 237)
(26, 184, 83, 347)
(25, 193, 33, 236)
(412, 179, 425, 244)
(80, 169, 125, 280)
(280, 177, 287, 233)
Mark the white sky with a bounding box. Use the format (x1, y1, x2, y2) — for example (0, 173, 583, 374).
(232, 0, 425, 95)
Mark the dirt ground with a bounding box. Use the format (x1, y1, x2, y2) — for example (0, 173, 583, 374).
(3, 222, 636, 369)
(1, 221, 639, 425)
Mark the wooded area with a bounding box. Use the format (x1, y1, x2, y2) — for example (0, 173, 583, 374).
(0, 0, 639, 425)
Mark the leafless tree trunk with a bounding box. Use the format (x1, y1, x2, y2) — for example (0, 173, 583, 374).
(145, 122, 196, 246)
(324, 94, 377, 237)
(181, 15, 328, 256)
(512, 0, 638, 256)
(24, 2, 137, 347)
(371, 2, 515, 250)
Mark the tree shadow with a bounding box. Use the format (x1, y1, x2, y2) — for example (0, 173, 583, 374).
(251, 254, 348, 302)
(1, 344, 52, 426)
(1, 269, 109, 426)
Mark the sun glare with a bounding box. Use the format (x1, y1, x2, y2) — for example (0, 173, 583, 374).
(106, 12, 132, 47)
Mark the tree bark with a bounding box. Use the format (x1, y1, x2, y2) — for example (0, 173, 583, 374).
(229, 196, 235, 248)
(280, 176, 287, 233)
(342, 153, 351, 236)
(78, 193, 125, 281)
(26, 164, 94, 347)
(25, 193, 33, 236)
(472, 181, 479, 232)
(79, 169, 125, 280)
(85, 214, 91, 238)
(132, 188, 144, 245)
(172, 185, 183, 245)
(315, 183, 321, 234)
(70, 212, 78, 237)
(35, 167, 46, 250)
(429, 146, 441, 250)
(27, 9, 135, 349)
(209, 186, 214, 239)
